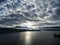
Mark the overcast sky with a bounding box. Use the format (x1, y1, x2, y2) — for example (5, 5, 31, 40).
(0, 0, 60, 29)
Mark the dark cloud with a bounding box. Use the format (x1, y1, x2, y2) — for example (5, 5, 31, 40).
(0, 0, 6, 2)
(49, 0, 60, 20)
(0, 13, 26, 25)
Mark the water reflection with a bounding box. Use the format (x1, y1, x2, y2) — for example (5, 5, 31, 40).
(25, 31, 32, 45)
(19, 31, 60, 45)
(19, 31, 36, 45)
(0, 31, 60, 45)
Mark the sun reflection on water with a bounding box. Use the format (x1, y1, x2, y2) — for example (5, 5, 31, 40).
(19, 31, 38, 45)
(25, 31, 32, 45)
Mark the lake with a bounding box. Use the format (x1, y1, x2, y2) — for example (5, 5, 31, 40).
(0, 31, 60, 45)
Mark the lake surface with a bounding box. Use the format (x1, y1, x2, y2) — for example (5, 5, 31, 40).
(0, 31, 60, 45)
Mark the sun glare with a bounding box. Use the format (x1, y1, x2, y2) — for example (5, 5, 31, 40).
(25, 31, 32, 45)
(20, 21, 37, 29)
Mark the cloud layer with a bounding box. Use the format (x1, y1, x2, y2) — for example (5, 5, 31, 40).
(0, 0, 60, 29)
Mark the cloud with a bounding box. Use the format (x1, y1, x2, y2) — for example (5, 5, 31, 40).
(0, 0, 60, 29)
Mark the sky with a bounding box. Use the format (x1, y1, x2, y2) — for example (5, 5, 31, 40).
(0, 0, 60, 30)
